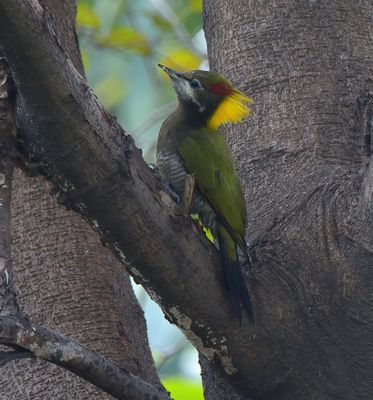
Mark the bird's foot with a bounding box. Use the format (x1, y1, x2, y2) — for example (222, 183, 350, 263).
(161, 181, 181, 203)
(148, 164, 181, 203)
(148, 163, 161, 179)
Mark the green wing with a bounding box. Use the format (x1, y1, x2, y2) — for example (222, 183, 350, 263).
(178, 128, 247, 243)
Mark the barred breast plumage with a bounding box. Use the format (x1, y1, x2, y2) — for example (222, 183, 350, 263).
(156, 113, 217, 235)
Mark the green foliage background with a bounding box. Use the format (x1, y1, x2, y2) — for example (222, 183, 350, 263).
(77, 0, 206, 398)
(77, 0, 206, 161)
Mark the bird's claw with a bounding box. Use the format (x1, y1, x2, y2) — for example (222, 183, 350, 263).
(161, 181, 181, 203)
(148, 163, 161, 179)
(148, 164, 182, 203)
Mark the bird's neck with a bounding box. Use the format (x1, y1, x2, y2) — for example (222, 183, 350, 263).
(175, 102, 217, 130)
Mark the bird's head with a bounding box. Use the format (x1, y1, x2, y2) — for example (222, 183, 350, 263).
(158, 64, 253, 130)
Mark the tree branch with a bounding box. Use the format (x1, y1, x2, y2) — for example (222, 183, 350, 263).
(0, 316, 171, 400)
(0, 0, 257, 394)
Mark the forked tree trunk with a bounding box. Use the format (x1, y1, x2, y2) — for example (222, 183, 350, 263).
(203, 1, 373, 399)
(0, 1, 160, 398)
(1, 0, 372, 399)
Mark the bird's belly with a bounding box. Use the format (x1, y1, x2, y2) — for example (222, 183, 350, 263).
(157, 151, 217, 234)
(157, 151, 187, 196)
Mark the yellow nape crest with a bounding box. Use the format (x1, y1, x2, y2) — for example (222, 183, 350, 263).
(207, 90, 253, 130)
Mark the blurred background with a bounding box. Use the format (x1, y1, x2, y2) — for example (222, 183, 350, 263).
(76, 0, 207, 398)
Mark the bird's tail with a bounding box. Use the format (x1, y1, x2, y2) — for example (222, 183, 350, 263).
(217, 224, 253, 323)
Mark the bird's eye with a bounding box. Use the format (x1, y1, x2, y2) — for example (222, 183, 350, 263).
(189, 79, 202, 89)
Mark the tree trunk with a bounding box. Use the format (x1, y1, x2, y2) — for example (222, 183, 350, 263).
(203, 0, 373, 399)
(0, 1, 160, 398)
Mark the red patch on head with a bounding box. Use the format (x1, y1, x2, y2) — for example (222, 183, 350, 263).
(209, 82, 233, 96)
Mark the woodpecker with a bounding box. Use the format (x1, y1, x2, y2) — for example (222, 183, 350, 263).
(156, 64, 253, 322)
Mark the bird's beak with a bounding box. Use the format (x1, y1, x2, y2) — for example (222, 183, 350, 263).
(158, 64, 184, 80)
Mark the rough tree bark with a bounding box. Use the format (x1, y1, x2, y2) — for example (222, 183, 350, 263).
(203, 0, 373, 399)
(0, 1, 162, 399)
(0, 0, 372, 400)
